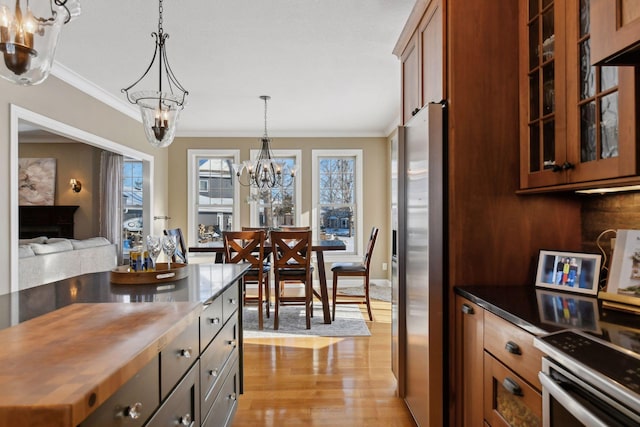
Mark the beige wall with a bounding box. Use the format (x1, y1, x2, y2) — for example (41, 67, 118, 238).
(168, 136, 392, 283)
(19, 142, 102, 239)
(0, 75, 169, 296)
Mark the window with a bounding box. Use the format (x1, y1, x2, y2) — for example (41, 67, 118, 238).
(123, 158, 143, 256)
(312, 150, 363, 257)
(188, 150, 240, 244)
(250, 149, 302, 228)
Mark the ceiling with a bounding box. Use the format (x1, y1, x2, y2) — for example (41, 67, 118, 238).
(49, 0, 415, 139)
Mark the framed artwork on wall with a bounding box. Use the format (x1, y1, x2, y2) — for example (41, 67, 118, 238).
(18, 158, 56, 206)
(535, 250, 602, 296)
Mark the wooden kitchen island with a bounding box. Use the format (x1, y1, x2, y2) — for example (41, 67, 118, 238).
(0, 262, 249, 427)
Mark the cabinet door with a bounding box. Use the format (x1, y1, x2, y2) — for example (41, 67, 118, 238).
(591, 0, 640, 65)
(565, 0, 639, 183)
(454, 296, 484, 427)
(519, 0, 568, 189)
(483, 353, 542, 427)
(420, 0, 444, 105)
(401, 33, 420, 124)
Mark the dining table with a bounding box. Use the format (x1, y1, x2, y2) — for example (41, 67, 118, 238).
(189, 238, 347, 324)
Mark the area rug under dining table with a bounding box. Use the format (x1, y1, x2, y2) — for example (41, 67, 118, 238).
(243, 304, 371, 338)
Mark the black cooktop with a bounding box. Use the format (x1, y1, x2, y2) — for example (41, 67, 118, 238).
(537, 330, 640, 394)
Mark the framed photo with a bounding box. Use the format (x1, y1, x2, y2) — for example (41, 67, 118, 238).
(605, 229, 640, 298)
(535, 250, 602, 295)
(536, 289, 601, 333)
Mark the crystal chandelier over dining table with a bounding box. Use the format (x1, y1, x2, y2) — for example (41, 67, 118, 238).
(233, 95, 298, 189)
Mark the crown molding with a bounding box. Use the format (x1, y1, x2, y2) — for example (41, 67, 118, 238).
(51, 61, 141, 123)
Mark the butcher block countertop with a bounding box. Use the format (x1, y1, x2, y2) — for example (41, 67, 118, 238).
(0, 301, 201, 427)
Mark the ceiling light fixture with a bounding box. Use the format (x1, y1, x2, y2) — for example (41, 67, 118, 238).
(233, 95, 297, 189)
(0, 0, 80, 85)
(122, 0, 188, 148)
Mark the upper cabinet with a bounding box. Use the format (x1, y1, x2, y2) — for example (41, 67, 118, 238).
(519, 0, 640, 191)
(398, 0, 444, 124)
(591, 0, 640, 65)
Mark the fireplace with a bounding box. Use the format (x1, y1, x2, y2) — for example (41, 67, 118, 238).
(19, 206, 79, 239)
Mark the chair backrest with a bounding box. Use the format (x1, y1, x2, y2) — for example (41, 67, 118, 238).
(363, 227, 379, 268)
(164, 228, 188, 263)
(223, 230, 266, 270)
(270, 230, 312, 273)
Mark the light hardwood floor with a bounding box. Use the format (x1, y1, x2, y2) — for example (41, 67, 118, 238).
(232, 298, 418, 427)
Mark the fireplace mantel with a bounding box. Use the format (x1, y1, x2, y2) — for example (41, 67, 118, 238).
(19, 205, 79, 239)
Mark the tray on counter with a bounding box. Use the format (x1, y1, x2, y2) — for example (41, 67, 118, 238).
(110, 263, 188, 284)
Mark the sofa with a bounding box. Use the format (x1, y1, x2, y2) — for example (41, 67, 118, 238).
(19, 236, 117, 290)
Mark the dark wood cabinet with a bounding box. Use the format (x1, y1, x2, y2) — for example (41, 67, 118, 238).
(519, 0, 640, 191)
(19, 205, 78, 238)
(591, 0, 640, 65)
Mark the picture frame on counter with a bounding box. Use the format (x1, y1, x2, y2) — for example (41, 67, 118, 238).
(535, 289, 601, 333)
(535, 250, 601, 296)
(599, 229, 640, 313)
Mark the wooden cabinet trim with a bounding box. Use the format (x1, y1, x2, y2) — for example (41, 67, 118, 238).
(591, 0, 640, 65)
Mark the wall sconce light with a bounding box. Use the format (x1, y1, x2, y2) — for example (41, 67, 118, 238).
(69, 178, 81, 193)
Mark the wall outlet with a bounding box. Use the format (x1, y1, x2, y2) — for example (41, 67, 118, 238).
(382, 262, 388, 271)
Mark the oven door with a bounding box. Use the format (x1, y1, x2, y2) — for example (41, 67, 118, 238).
(540, 358, 640, 427)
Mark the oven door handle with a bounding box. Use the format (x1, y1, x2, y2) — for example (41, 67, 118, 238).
(539, 372, 609, 427)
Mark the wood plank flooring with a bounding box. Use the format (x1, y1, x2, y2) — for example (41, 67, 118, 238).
(232, 298, 417, 427)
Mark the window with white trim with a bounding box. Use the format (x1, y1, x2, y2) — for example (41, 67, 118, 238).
(123, 158, 143, 256)
(188, 150, 240, 244)
(312, 149, 363, 257)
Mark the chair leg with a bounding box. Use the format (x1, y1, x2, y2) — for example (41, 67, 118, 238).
(257, 278, 264, 330)
(305, 279, 312, 329)
(364, 276, 373, 321)
(274, 278, 280, 330)
(332, 273, 338, 321)
(264, 270, 270, 318)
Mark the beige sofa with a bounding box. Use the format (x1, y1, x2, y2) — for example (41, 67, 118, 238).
(19, 236, 117, 290)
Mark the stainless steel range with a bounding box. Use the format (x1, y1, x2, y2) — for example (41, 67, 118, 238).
(534, 329, 640, 426)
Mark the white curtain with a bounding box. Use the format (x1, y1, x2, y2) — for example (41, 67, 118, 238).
(100, 151, 124, 264)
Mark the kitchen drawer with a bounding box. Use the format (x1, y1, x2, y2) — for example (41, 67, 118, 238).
(202, 357, 240, 427)
(160, 317, 199, 400)
(484, 352, 541, 427)
(200, 297, 223, 353)
(80, 356, 159, 427)
(200, 318, 239, 418)
(222, 282, 240, 324)
(146, 360, 200, 427)
(484, 311, 543, 390)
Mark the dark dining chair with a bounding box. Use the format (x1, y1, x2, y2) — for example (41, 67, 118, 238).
(223, 230, 270, 330)
(271, 230, 313, 330)
(163, 228, 188, 263)
(331, 226, 379, 321)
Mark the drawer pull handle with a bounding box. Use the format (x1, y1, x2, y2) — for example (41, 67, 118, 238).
(502, 377, 523, 396)
(461, 304, 474, 315)
(229, 392, 237, 401)
(228, 339, 237, 348)
(124, 402, 143, 419)
(179, 414, 193, 426)
(229, 298, 238, 305)
(208, 317, 220, 324)
(209, 369, 219, 377)
(505, 341, 522, 355)
(180, 348, 193, 358)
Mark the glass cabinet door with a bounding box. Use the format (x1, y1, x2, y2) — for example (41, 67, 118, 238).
(520, 0, 567, 189)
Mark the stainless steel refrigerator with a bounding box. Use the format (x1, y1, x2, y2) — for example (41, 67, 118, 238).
(394, 102, 445, 427)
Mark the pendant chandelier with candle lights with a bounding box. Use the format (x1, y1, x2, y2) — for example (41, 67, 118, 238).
(122, 0, 188, 148)
(0, 0, 80, 86)
(233, 95, 298, 189)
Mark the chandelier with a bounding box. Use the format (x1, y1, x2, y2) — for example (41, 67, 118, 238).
(233, 95, 297, 189)
(0, 0, 80, 85)
(122, 0, 187, 148)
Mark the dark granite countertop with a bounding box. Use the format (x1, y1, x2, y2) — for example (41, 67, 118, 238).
(0, 262, 250, 330)
(456, 285, 601, 336)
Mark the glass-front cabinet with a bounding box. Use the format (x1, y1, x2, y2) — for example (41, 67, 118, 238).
(519, 0, 639, 191)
